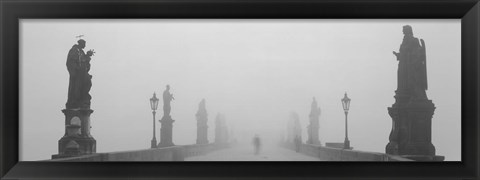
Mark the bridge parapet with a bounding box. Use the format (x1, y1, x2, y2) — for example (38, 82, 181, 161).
(48, 143, 230, 162)
(182, 143, 231, 158)
(281, 143, 413, 161)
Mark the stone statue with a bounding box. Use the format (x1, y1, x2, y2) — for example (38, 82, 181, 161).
(163, 85, 175, 117)
(66, 39, 95, 109)
(197, 99, 207, 115)
(386, 26, 442, 161)
(393, 25, 428, 100)
(310, 97, 320, 116)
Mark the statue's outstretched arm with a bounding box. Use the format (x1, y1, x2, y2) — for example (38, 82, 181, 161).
(86, 49, 95, 57)
(392, 51, 400, 60)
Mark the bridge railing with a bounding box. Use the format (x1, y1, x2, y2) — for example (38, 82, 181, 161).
(48, 143, 231, 162)
(182, 143, 231, 158)
(281, 142, 413, 161)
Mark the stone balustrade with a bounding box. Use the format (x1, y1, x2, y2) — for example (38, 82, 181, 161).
(281, 143, 413, 161)
(48, 143, 230, 162)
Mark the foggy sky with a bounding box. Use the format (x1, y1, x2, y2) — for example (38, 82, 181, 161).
(19, 19, 460, 161)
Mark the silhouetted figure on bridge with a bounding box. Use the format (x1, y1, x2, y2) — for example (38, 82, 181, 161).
(253, 134, 262, 155)
(294, 135, 301, 153)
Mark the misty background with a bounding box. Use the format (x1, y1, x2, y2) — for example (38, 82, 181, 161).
(19, 19, 460, 161)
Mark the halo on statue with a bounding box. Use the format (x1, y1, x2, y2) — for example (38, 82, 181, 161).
(75, 34, 84, 39)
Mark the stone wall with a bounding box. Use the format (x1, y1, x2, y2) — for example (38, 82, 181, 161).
(282, 143, 413, 161)
(48, 143, 229, 162)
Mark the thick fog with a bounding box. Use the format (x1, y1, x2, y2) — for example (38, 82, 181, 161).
(19, 19, 460, 161)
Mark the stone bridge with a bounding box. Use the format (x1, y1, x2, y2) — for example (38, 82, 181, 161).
(50, 26, 445, 162)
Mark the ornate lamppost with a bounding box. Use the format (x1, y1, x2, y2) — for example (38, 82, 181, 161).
(150, 92, 159, 148)
(341, 92, 351, 149)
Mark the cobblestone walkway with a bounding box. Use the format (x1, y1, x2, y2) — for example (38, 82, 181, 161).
(186, 143, 321, 161)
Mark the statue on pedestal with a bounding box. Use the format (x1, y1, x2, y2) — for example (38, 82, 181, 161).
(196, 99, 209, 144)
(158, 85, 175, 147)
(386, 26, 443, 161)
(54, 38, 96, 159)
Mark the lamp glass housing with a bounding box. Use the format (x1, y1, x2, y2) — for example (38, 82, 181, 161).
(341, 93, 351, 113)
(150, 93, 159, 111)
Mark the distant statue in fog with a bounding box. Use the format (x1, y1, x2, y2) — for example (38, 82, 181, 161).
(392, 25, 428, 100)
(198, 99, 206, 115)
(66, 39, 95, 109)
(196, 98, 209, 144)
(311, 97, 319, 113)
(252, 134, 262, 155)
(307, 97, 321, 145)
(163, 85, 175, 116)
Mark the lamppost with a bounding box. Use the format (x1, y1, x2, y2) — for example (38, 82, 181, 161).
(150, 92, 159, 148)
(341, 92, 351, 149)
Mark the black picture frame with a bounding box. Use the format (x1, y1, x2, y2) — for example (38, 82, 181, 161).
(1, 0, 479, 179)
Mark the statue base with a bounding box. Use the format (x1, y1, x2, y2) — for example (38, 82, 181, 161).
(158, 115, 175, 148)
(306, 139, 321, 146)
(52, 137, 97, 159)
(386, 99, 441, 160)
(307, 116, 320, 146)
(196, 125, 209, 145)
(52, 108, 96, 159)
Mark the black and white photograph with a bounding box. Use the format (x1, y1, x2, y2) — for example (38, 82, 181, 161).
(19, 19, 460, 162)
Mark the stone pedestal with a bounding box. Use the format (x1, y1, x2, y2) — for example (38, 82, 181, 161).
(386, 98, 443, 161)
(158, 115, 175, 148)
(307, 117, 321, 145)
(196, 124, 209, 144)
(196, 111, 209, 144)
(52, 109, 96, 159)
